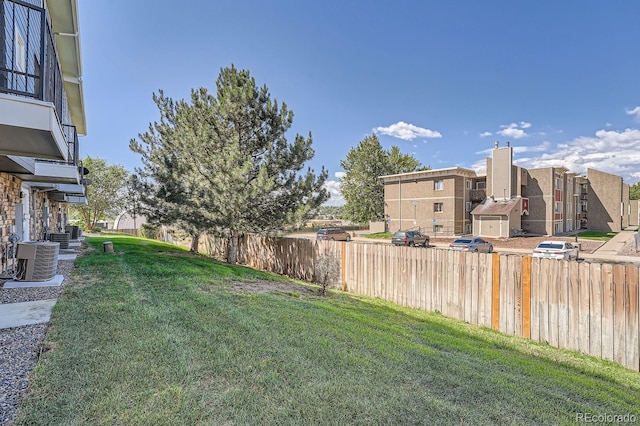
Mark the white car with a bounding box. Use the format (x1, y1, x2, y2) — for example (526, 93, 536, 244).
(532, 240, 579, 260)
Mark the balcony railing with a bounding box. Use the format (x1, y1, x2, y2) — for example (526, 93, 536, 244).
(62, 124, 78, 166)
(469, 189, 486, 201)
(0, 0, 70, 129)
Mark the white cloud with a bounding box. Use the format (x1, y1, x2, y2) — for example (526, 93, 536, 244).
(334, 171, 346, 179)
(322, 179, 345, 206)
(471, 158, 487, 176)
(498, 127, 527, 139)
(626, 106, 640, 120)
(480, 131, 492, 137)
(373, 121, 442, 141)
(518, 128, 640, 183)
(497, 122, 530, 139)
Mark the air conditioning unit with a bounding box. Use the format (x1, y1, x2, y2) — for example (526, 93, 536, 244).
(47, 232, 71, 249)
(65, 225, 81, 239)
(15, 242, 59, 282)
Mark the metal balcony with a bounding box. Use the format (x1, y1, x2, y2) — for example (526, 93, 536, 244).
(469, 189, 486, 201)
(0, 0, 77, 163)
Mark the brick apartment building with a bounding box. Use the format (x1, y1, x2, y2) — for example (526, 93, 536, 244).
(381, 167, 485, 236)
(382, 142, 636, 237)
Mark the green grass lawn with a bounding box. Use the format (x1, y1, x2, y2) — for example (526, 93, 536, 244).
(364, 232, 393, 239)
(576, 231, 618, 241)
(14, 235, 640, 425)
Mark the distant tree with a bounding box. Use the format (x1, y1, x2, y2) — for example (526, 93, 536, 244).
(130, 65, 328, 262)
(123, 175, 144, 232)
(339, 134, 422, 224)
(630, 182, 640, 200)
(69, 156, 128, 230)
(313, 205, 344, 220)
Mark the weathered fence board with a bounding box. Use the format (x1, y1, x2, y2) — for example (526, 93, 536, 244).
(568, 261, 580, 352)
(589, 263, 603, 358)
(625, 266, 639, 370)
(601, 263, 615, 361)
(194, 234, 640, 371)
(578, 262, 591, 354)
(558, 261, 569, 350)
(614, 264, 627, 366)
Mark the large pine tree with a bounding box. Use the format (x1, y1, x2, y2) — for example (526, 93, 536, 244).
(130, 65, 328, 262)
(339, 134, 422, 224)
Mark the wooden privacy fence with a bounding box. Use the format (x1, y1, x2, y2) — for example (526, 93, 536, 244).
(198, 234, 640, 371)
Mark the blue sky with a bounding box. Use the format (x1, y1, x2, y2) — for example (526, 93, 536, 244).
(78, 1, 640, 206)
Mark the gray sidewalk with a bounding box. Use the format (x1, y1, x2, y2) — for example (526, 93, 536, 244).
(591, 228, 637, 256)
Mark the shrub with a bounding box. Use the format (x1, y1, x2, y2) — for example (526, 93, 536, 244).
(140, 224, 161, 240)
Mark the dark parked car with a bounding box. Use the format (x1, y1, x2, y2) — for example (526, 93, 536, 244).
(317, 228, 351, 241)
(449, 237, 493, 253)
(392, 230, 430, 247)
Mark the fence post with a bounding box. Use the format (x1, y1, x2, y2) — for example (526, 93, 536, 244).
(522, 256, 532, 339)
(492, 253, 500, 330)
(341, 241, 347, 291)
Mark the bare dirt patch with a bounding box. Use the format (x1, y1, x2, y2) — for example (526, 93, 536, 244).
(231, 279, 321, 296)
(158, 251, 203, 258)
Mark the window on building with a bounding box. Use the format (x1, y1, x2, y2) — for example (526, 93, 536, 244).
(555, 202, 562, 213)
(466, 180, 472, 189)
(465, 202, 472, 212)
(434, 180, 444, 191)
(433, 225, 443, 234)
(476, 182, 486, 190)
(554, 222, 562, 234)
(434, 203, 443, 213)
(555, 175, 563, 190)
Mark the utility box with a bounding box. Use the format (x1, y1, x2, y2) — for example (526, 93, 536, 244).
(103, 241, 114, 253)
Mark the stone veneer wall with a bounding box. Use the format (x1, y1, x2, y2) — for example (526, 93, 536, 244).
(0, 172, 68, 273)
(0, 173, 22, 272)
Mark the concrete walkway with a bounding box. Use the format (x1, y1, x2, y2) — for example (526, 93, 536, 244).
(591, 228, 637, 256)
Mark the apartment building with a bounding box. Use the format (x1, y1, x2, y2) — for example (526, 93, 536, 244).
(382, 142, 633, 238)
(477, 143, 631, 236)
(381, 167, 485, 236)
(0, 0, 87, 270)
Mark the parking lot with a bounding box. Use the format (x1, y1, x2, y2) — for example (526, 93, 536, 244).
(289, 231, 640, 264)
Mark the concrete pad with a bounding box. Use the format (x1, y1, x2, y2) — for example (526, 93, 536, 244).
(58, 253, 77, 261)
(69, 241, 81, 248)
(60, 248, 80, 254)
(3, 275, 64, 289)
(0, 299, 57, 329)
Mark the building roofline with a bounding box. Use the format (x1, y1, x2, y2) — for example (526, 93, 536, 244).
(380, 167, 478, 181)
(47, 0, 86, 135)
